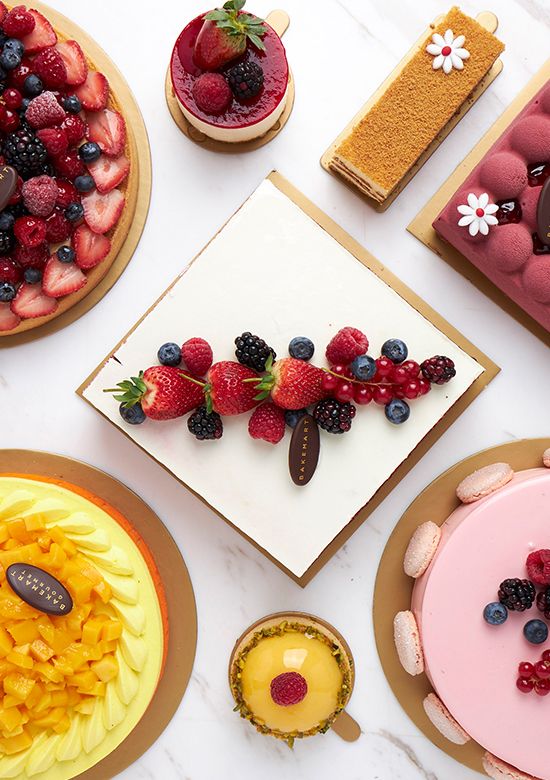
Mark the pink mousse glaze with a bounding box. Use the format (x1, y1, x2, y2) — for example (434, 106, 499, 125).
(433, 82, 550, 333)
(412, 468, 550, 780)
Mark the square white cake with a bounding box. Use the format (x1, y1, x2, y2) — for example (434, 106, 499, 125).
(81, 175, 490, 581)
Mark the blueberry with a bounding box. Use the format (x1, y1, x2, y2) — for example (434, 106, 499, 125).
(284, 408, 308, 428)
(0, 66, 7, 82)
(483, 602, 508, 626)
(381, 338, 408, 364)
(0, 48, 21, 71)
(350, 354, 376, 381)
(20, 97, 30, 111)
(56, 246, 75, 264)
(78, 141, 101, 163)
(65, 202, 84, 222)
(288, 336, 314, 361)
(157, 342, 182, 367)
(23, 74, 43, 97)
(385, 398, 410, 424)
(4, 39, 24, 57)
(0, 211, 14, 231)
(0, 281, 15, 302)
(74, 174, 94, 193)
(119, 403, 146, 425)
(524, 619, 548, 645)
(23, 267, 42, 284)
(63, 95, 82, 114)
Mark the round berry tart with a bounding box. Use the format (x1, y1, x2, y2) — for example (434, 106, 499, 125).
(394, 448, 550, 780)
(229, 613, 354, 746)
(0, 2, 139, 336)
(169, 0, 290, 144)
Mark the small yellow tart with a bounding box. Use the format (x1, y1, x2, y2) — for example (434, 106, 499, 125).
(229, 614, 353, 745)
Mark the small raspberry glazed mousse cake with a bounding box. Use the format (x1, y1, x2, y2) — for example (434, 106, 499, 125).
(170, 0, 289, 144)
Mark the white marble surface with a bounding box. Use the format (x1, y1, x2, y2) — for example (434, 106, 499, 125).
(2, 0, 550, 778)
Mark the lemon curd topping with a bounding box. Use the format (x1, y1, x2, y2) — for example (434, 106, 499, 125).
(230, 620, 352, 745)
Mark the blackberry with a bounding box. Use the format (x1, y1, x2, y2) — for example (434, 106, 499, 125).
(537, 588, 550, 620)
(227, 61, 264, 100)
(3, 127, 47, 179)
(421, 355, 456, 385)
(187, 406, 223, 441)
(0, 230, 13, 255)
(313, 398, 356, 434)
(498, 578, 535, 611)
(235, 331, 275, 373)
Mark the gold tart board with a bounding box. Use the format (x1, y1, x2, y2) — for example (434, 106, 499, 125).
(320, 12, 503, 212)
(0, 449, 197, 780)
(0, 1, 152, 346)
(165, 10, 295, 153)
(408, 59, 550, 348)
(229, 612, 360, 743)
(373, 437, 550, 776)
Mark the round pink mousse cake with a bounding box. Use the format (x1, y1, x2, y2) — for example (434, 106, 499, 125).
(412, 468, 550, 780)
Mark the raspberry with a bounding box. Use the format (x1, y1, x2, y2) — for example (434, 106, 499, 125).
(192, 73, 232, 115)
(36, 127, 68, 157)
(527, 550, 550, 586)
(55, 178, 78, 208)
(0, 258, 22, 285)
(181, 337, 213, 376)
(61, 114, 87, 145)
(421, 355, 456, 385)
(270, 672, 308, 706)
(326, 327, 369, 366)
(32, 47, 68, 90)
(26, 91, 66, 129)
(248, 402, 286, 444)
(22, 175, 58, 217)
(14, 216, 47, 248)
(3, 5, 35, 36)
(45, 209, 71, 242)
(53, 149, 85, 180)
(14, 242, 48, 268)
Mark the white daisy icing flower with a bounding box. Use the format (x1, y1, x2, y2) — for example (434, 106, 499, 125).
(457, 193, 499, 237)
(426, 29, 470, 74)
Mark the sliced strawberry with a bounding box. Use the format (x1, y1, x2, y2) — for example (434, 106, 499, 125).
(87, 109, 126, 157)
(87, 154, 129, 194)
(21, 10, 57, 54)
(11, 282, 58, 319)
(55, 41, 88, 86)
(75, 71, 109, 111)
(73, 225, 111, 269)
(82, 189, 125, 234)
(42, 256, 87, 298)
(0, 301, 20, 332)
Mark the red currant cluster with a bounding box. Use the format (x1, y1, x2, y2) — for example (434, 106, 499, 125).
(321, 357, 432, 406)
(0, 87, 24, 133)
(517, 651, 550, 696)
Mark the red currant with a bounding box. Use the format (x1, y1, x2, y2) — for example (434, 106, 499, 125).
(374, 386, 394, 405)
(335, 381, 354, 403)
(8, 59, 33, 90)
(354, 385, 373, 405)
(535, 679, 550, 696)
(321, 372, 339, 392)
(375, 356, 393, 378)
(404, 380, 421, 400)
(418, 379, 431, 396)
(402, 360, 420, 377)
(543, 650, 550, 664)
(331, 364, 346, 377)
(0, 109, 19, 133)
(394, 386, 405, 399)
(516, 677, 534, 693)
(535, 661, 550, 679)
(3, 88, 21, 109)
(392, 365, 409, 385)
(518, 662, 535, 678)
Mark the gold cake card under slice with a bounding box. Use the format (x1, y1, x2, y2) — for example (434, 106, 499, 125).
(321, 9, 504, 212)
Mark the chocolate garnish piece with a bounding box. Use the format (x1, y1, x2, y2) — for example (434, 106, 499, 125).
(0, 166, 18, 212)
(6, 563, 73, 615)
(289, 414, 320, 486)
(536, 177, 550, 245)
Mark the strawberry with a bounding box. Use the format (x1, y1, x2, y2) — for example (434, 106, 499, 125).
(33, 47, 68, 89)
(0, 302, 20, 331)
(21, 10, 57, 53)
(87, 109, 126, 157)
(256, 357, 327, 410)
(75, 71, 109, 111)
(73, 224, 111, 269)
(11, 282, 57, 319)
(248, 402, 286, 444)
(205, 361, 260, 416)
(82, 189, 124, 234)
(105, 366, 205, 421)
(87, 154, 129, 194)
(42, 255, 87, 298)
(55, 41, 88, 86)
(36, 127, 69, 156)
(194, 0, 267, 71)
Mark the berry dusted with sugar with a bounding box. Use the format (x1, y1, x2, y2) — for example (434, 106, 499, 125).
(385, 398, 410, 425)
(235, 331, 275, 373)
(270, 672, 307, 706)
(483, 602, 508, 626)
(498, 578, 535, 612)
(25, 90, 66, 129)
(326, 326, 369, 366)
(157, 342, 182, 367)
(524, 619, 549, 645)
(526, 549, 550, 586)
(181, 337, 213, 376)
(119, 402, 146, 425)
(3, 127, 47, 178)
(350, 354, 376, 381)
(381, 338, 408, 364)
(188, 406, 223, 441)
(22, 175, 58, 217)
(192, 72, 232, 115)
(0, 281, 15, 302)
(313, 398, 356, 434)
(56, 246, 74, 264)
(248, 402, 286, 444)
(78, 141, 101, 163)
(227, 61, 264, 100)
(284, 408, 308, 428)
(288, 336, 314, 361)
(421, 355, 456, 385)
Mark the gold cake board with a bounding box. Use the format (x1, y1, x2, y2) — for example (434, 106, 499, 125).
(0, 450, 197, 780)
(373, 438, 550, 776)
(0, 1, 152, 346)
